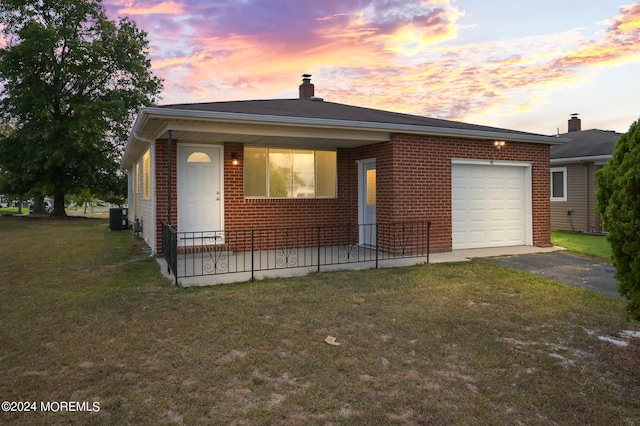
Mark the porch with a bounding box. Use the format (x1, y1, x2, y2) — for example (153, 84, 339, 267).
(160, 221, 432, 286)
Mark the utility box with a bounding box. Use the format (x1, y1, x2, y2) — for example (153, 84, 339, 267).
(109, 208, 129, 231)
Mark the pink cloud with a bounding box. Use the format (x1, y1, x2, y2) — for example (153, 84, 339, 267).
(319, 3, 640, 120)
(102, 0, 464, 103)
(556, 3, 640, 68)
(607, 2, 640, 33)
(102, 1, 640, 124)
(110, 0, 187, 15)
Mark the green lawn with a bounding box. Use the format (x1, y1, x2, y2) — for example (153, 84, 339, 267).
(551, 230, 613, 262)
(0, 206, 109, 218)
(1, 217, 638, 425)
(0, 206, 26, 215)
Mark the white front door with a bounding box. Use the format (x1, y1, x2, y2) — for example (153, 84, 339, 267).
(178, 145, 223, 241)
(359, 160, 377, 246)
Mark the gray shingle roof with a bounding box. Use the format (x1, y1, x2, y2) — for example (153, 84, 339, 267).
(158, 98, 549, 138)
(551, 129, 621, 159)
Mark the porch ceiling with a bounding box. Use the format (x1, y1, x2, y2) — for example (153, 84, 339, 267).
(145, 117, 390, 149)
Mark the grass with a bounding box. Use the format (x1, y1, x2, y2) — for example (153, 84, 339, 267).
(1, 217, 638, 425)
(0, 206, 109, 219)
(551, 230, 613, 262)
(0, 207, 26, 216)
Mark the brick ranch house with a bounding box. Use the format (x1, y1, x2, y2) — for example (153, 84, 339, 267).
(121, 75, 566, 281)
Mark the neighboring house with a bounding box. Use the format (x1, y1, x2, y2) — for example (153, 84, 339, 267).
(121, 75, 565, 268)
(550, 115, 621, 233)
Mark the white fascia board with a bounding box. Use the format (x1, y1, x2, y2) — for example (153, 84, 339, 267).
(551, 154, 611, 164)
(154, 120, 389, 142)
(121, 108, 156, 169)
(140, 107, 569, 145)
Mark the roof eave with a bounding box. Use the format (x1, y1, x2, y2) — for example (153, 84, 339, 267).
(141, 107, 568, 144)
(551, 154, 612, 164)
(121, 107, 567, 168)
(121, 109, 155, 170)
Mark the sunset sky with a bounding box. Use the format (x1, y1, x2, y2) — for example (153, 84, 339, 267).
(103, 0, 640, 135)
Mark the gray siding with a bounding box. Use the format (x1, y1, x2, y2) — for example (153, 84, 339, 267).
(550, 162, 601, 233)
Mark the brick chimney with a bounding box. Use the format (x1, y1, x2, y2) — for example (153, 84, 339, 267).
(299, 74, 314, 99)
(568, 113, 581, 132)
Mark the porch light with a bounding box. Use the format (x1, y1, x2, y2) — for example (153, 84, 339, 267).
(231, 152, 239, 166)
(493, 140, 506, 149)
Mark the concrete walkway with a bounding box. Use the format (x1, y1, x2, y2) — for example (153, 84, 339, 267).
(158, 244, 620, 299)
(428, 245, 562, 264)
(159, 245, 564, 287)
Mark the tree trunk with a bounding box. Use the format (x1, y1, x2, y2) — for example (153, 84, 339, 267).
(32, 195, 46, 214)
(51, 193, 67, 217)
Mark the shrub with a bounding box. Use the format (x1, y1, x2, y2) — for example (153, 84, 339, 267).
(596, 118, 640, 320)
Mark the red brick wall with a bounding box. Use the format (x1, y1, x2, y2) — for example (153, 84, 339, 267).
(386, 134, 551, 251)
(155, 139, 178, 251)
(154, 135, 551, 254)
(223, 142, 355, 230)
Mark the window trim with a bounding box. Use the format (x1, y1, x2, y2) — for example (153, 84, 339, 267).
(135, 162, 141, 194)
(143, 149, 151, 199)
(550, 167, 567, 202)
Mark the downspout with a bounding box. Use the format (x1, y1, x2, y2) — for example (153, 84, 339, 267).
(585, 164, 590, 233)
(167, 131, 175, 284)
(167, 130, 173, 224)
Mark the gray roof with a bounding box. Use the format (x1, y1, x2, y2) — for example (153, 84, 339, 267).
(122, 97, 568, 169)
(551, 129, 621, 159)
(158, 98, 550, 138)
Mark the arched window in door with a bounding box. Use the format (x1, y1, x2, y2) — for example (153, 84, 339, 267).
(187, 152, 212, 163)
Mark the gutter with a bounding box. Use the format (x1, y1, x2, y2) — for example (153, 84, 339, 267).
(133, 131, 156, 145)
(551, 154, 611, 164)
(120, 110, 158, 169)
(140, 107, 570, 145)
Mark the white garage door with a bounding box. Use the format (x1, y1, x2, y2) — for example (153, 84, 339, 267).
(452, 163, 528, 249)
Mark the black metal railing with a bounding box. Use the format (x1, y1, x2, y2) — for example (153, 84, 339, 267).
(160, 221, 431, 285)
(162, 221, 178, 279)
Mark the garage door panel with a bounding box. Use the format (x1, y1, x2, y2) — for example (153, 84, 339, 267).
(469, 231, 488, 244)
(452, 164, 528, 250)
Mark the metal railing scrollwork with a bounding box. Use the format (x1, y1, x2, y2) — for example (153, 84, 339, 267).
(160, 221, 431, 285)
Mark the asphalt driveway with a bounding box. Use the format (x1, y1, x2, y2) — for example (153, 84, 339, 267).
(477, 251, 620, 299)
